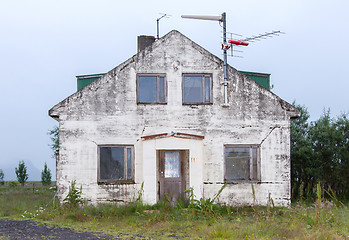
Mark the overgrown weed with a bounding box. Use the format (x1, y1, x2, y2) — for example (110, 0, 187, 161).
(0, 183, 348, 239)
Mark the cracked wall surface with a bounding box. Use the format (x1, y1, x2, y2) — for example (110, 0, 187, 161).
(50, 30, 298, 206)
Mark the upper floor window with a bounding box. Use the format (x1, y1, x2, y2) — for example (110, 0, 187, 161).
(137, 74, 166, 104)
(183, 74, 212, 104)
(98, 145, 134, 183)
(224, 145, 260, 182)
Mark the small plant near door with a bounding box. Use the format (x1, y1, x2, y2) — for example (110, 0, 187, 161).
(186, 183, 227, 215)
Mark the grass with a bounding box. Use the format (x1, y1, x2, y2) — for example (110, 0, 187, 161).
(0, 182, 348, 239)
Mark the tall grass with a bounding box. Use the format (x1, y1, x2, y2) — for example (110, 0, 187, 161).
(0, 182, 348, 239)
(0, 182, 56, 218)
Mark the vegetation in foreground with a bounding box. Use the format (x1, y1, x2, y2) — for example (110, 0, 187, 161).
(0, 182, 348, 239)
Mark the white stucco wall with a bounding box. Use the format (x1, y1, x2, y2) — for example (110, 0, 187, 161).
(50, 30, 298, 206)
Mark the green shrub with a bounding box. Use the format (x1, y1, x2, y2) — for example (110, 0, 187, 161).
(63, 180, 83, 208)
(8, 180, 19, 187)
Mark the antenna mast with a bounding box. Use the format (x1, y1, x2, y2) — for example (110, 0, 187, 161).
(182, 13, 231, 106)
(156, 14, 169, 39)
(181, 13, 282, 105)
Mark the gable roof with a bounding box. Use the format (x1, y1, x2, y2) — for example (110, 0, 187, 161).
(49, 30, 299, 119)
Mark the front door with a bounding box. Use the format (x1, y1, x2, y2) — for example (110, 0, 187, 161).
(159, 151, 186, 203)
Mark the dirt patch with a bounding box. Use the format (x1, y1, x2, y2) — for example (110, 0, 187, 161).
(0, 219, 152, 240)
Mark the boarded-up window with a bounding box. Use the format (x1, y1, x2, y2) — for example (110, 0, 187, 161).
(98, 146, 134, 183)
(183, 74, 212, 104)
(137, 74, 166, 103)
(224, 145, 260, 182)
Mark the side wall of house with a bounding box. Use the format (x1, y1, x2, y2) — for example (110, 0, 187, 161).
(54, 31, 294, 206)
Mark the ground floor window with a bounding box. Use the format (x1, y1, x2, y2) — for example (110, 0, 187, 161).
(224, 145, 260, 182)
(98, 145, 134, 183)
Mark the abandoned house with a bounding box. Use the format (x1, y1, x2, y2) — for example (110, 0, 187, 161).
(49, 30, 299, 206)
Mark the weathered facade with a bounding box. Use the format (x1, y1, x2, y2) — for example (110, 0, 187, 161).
(49, 30, 299, 206)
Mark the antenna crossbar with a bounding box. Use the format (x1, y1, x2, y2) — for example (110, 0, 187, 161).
(242, 30, 284, 42)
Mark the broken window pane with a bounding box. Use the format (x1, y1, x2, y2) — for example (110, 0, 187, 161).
(225, 145, 260, 181)
(99, 146, 134, 182)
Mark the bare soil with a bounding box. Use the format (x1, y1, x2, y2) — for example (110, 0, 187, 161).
(0, 219, 153, 240)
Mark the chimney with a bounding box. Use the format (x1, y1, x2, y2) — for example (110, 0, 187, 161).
(137, 35, 155, 52)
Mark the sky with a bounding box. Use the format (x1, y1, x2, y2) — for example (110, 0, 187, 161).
(0, 0, 348, 180)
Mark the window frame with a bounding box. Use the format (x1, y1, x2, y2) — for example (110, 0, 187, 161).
(137, 74, 167, 104)
(182, 73, 213, 105)
(224, 144, 261, 183)
(97, 145, 135, 184)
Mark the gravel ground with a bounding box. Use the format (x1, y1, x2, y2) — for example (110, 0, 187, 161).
(0, 219, 152, 240)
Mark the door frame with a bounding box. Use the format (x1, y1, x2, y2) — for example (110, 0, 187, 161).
(157, 150, 189, 202)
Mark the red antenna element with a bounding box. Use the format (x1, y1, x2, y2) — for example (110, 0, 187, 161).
(228, 40, 249, 46)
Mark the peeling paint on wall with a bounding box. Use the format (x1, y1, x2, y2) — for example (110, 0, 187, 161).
(49, 30, 299, 206)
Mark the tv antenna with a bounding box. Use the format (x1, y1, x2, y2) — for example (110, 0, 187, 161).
(182, 12, 232, 106)
(227, 30, 284, 57)
(181, 13, 284, 105)
(156, 13, 170, 39)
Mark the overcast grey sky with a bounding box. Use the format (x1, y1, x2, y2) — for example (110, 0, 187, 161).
(1, 0, 348, 180)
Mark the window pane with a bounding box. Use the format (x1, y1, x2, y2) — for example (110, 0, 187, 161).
(183, 76, 203, 103)
(127, 148, 132, 179)
(100, 147, 124, 180)
(205, 76, 210, 102)
(164, 151, 180, 178)
(252, 147, 258, 180)
(159, 77, 165, 102)
(225, 147, 250, 180)
(138, 76, 157, 103)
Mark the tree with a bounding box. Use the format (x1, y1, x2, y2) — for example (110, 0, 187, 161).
(0, 169, 4, 185)
(291, 104, 349, 200)
(15, 161, 29, 186)
(333, 113, 349, 198)
(41, 162, 52, 186)
(309, 111, 349, 199)
(48, 125, 59, 158)
(290, 102, 315, 199)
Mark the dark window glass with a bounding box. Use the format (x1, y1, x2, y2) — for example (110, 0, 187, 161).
(225, 145, 260, 181)
(138, 75, 166, 103)
(99, 146, 133, 182)
(252, 147, 258, 180)
(127, 148, 132, 179)
(183, 74, 211, 104)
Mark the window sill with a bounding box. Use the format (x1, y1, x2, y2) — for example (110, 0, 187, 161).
(97, 180, 135, 185)
(224, 180, 261, 184)
(182, 102, 213, 105)
(137, 102, 167, 105)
